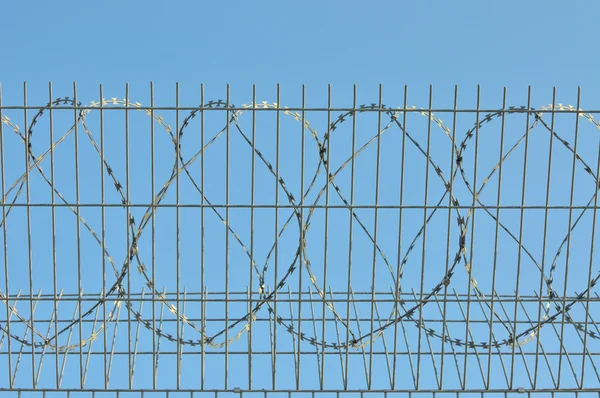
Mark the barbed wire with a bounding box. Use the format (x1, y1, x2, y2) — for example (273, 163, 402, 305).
(0, 96, 599, 353)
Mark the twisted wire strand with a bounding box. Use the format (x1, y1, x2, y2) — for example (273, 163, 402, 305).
(0, 98, 599, 353)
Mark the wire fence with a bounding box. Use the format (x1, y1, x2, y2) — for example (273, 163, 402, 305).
(0, 83, 599, 397)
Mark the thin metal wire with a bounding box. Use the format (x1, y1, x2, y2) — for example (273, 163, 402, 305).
(343, 84, 357, 390)
(3, 104, 600, 113)
(296, 84, 305, 390)
(23, 82, 36, 388)
(580, 133, 600, 390)
(149, 82, 156, 390)
(99, 83, 108, 390)
(533, 87, 557, 389)
(462, 85, 481, 388)
(6, 203, 600, 209)
(319, 84, 332, 389)
(273, 83, 280, 389)
(0, 84, 598, 397)
(174, 82, 181, 389)
(485, 87, 507, 388)
(49, 82, 60, 389)
(125, 82, 133, 390)
(0, 83, 14, 389)
(391, 85, 409, 390)
(509, 86, 532, 389)
(557, 87, 582, 388)
(200, 83, 206, 390)
(2, 291, 599, 301)
(224, 83, 230, 390)
(367, 84, 383, 389)
(249, 83, 256, 390)
(415, 84, 433, 390)
(439, 85, 459, 389)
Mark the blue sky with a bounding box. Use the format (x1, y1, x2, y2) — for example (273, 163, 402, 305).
(2, 1, 600, 395)
(1, 1, 599, 91)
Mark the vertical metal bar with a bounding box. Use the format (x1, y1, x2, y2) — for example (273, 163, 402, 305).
(399, 314, 420, 385)
(123, 83, 132, 390)
(319, 84, 332, 389)
(308, 287, 323, 386)
(392, 85, 409, 390)
(202, 289, 208, 388)
(273, 83, 281, 389)
(580, 140, 600, 388)
(268, 285, 276, 383)
(581, 294, 600, 375)
(463, 85, 481, 389)
(150, 81, 157, 390)
(71, 82, 86, 388)
(556, 87, 581, 388)
(440, 85, 459, 390)
(329, 287, 345, 387)
(23, 81, 37, 387)
(411, 288, 439, 390)
(154, 287, 167, 386)
(510, 86, 532, 389)
(485, 87, 507, 388)
(98, 84, 108, 390)
(432, 292, 463, 388)
(367, 84, 384, 390)
(36, 290, 61, 386)
(534, 87, 556, 389)
(106, 299, 123, 388)
(14, 290, 42, 386)
(178, 288, 186, 386)
(521, 292, 557, 388)
(225, 83, 230, 389)
(495, 294, 532, 387)
(482, 292, 510, 388)
(49, 82, 60, 389)
(5, 291, 19, 385)
(0, 302, 18, 373)
(249, 84, 256, 391)
(59, 297, 80, 388)
(548, 309, 578, 384)
(0, 82, 13, 389)
(82, 291, 101, 387)
(296, 85, 306, 390)
(374, 295, 395, 388)
(175, 82, 181, 389)
(416, 85, 433, 390)
(350, 289, 369, 386)
(200, 84, 206, 390)
(344, 84, 357, 390)
(506, 294, 535, 388)
(454, 289, 486, 386)
(248, 287, 253, 388)
(131, 288, 145, 387)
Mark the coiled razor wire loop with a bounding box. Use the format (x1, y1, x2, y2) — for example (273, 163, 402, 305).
(0, 98, 599, 351)
(1, 99, 309, 350)
(455, 104, 600, 347)
(0, 98, 132, 351)
(305, 104, 468, 349)
(133, 100, 307, 348)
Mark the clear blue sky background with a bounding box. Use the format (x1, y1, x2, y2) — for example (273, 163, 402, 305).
(1, 1, 599, 91)
(2, 1, 600, 395)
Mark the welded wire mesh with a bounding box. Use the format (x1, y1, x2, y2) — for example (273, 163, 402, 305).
(0, 83, 600, 397)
